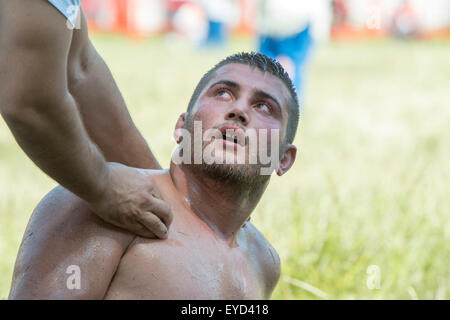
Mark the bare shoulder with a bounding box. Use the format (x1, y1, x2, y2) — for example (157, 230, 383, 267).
(244, 222, 281, 299)
(21, 185, 134, 242)
(9, 186, 135, 299)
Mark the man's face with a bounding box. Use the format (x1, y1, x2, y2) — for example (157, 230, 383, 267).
(177, 63, 295, 182)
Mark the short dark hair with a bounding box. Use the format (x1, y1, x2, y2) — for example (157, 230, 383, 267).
(186, 52, 300, 144)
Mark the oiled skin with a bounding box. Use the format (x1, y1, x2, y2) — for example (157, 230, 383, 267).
(9, 170, 281, 300)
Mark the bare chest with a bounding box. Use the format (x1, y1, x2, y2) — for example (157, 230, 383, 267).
(105, 232, 265, 300)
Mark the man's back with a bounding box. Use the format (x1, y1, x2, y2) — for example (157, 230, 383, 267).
(9, 169, 280, 299)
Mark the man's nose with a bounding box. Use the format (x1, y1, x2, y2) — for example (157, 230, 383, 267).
(225, 104, 249, 126)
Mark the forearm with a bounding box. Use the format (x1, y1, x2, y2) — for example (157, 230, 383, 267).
(2, 86, 171, 238)
(1, 93, 108, 203)
(68, 41, 160, 170)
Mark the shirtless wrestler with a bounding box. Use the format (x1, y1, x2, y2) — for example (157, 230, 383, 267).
(9, 53, 299, 299)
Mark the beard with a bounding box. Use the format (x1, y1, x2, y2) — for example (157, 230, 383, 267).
(183, 117, 272, 187)
(191, 161, 270, 187)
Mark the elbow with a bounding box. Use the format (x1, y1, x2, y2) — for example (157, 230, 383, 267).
(0, 92, 65, 127)
(0, 94, 16, 120)
(0, 77, 21, 121)
(0, 92, 31, 124)
(0, 102, 23, 124)
(0, 101, 35, 129)
(0, 70, 69, 126)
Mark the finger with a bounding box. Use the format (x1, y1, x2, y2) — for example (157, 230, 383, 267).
(138, 214, 168, 239)
(103, 217, 158, 239)
(143, 197, 173, 227)
(132, 225, 159, 239)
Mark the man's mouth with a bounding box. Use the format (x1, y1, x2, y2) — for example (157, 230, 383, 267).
(218, 125, 246, 147)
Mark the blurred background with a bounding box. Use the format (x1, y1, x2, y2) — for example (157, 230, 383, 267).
(0, 0, 449, 299)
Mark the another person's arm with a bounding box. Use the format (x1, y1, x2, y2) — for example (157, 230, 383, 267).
(67, 10, 160, 169)
(9, 186, 135, 299)
(0, 1, 171, 238)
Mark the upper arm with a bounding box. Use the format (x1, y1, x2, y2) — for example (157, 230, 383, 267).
(247, 223, 281, 299)
(0, 0, 73, 112)
(9, 186, 135, 299)
(263, 242, 281, 298)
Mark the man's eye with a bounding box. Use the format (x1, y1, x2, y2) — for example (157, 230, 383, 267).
(216, 90, 231, 100)
(256, 103, 272, 114)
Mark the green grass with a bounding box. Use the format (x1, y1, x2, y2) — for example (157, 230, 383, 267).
(0, 35, 449, 299)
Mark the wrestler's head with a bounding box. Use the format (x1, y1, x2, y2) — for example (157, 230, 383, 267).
(173, 52, 299, 185)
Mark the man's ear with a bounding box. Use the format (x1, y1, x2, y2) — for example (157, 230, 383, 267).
(173, 112, 187, 144)
(276, 144, 297, 176)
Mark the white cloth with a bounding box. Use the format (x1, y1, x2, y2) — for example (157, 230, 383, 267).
(48, 0, 82, 26)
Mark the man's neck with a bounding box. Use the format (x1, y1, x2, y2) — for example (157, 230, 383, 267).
(169, 162, 269, 246)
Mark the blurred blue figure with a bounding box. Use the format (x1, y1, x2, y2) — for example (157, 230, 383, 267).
(259, 25, 313, 98)
(200, 0, 236, 47)
(257, 0, 315, 101)
(206, 19, 227, 46)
